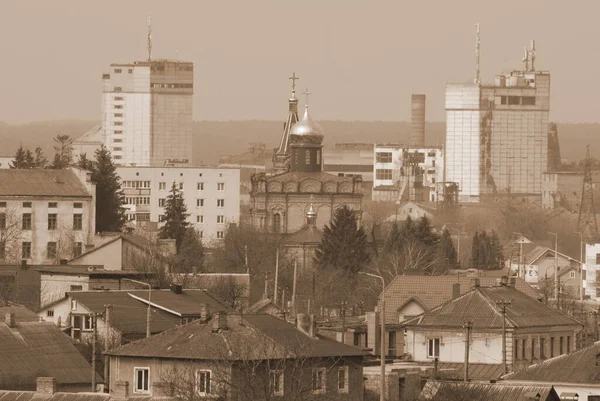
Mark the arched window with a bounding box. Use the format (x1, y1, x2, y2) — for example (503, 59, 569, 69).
(305, 150, 310, 164)
(272, 213, 281, 233)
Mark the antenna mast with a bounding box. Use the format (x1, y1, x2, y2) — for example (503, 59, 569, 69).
(577, 145, 599, 241)
(147, 16, 152, 63)
(529, 40, 536, 71)
(474, 23, 481, 85)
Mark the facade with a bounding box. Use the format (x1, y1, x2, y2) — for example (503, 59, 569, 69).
(323, 143, 374, 183)
(0, 168, 96, 264)
(101, 60, 193, 167)
(584, 243, 600, 300)
(542, 171, 600, 210)
(0, 156, 12, 169)
(372, 144, 443, 202)
(511, 246, 580, 288)
(445, 55, 551, 202)
(250, 91, 363, 234)
(106, 312, 364, 400)
(116, 166, 240, 242)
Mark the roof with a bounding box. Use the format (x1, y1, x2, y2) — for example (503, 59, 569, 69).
(382, 275, 541, 324)
(0, 391, 112, 401)
(73, 123, 103, 145)
(0, 306, 39, 322)
(68, 234, 167, 264)
(0, 321, 99, 387)
(284, 226, 323, 245)
(246, 298, 283, 314)
(403, 285, 582, 329)
(436, 362, 505, 381)
(36, 266, 151, 277)
(266, 170, 354, 184)
(522, 246, 579, 266)
(107, 313, 364, 360)
(504, 341, 600, 384)
(0, 169, 91, 197)
(421, 381, 559, 401)
(128, 289, 234, 316)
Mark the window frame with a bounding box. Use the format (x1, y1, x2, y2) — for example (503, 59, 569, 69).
(337, 366, 349, 393)
(22, 241, 32, 258)
(73, 213, 83, 230)
(22, 213, 32, 230)
(48, 214, 58, 230)
(312, 367, 326, 394)
(195, 370, 211, 396)
(427, 338, 440, 358)
(270, 369, 284, 396)
(217, 199, 225, 208)
(134, 367, 150, 394)
(47, 241, 57, 259)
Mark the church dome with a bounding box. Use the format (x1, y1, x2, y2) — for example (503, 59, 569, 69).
(290, 106, 323, 138)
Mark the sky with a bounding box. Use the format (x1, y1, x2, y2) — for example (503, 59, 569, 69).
(0, 0, 598, 124)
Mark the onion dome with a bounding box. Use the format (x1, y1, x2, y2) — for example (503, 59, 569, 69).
(290, 105, 324, 139)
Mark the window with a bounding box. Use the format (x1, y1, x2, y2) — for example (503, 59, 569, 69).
(113, 147, 122, 151)
(159, 215, 166, 222)
(158, 198, 166, 207)
(22, 242, 31, 258)
(540, 337, 546, 359)
(47, 310, 54, 318)
(136, 213, 150, 222)
(531, 338, 536, 360)
(427, 338, 440, 358)
(432, 160, 436, 168)
(376, 169, 393, 180)
(270, 370, 284, 396)
(313, 368, 326, 394)
(134, 368, 150, 394)
(217, 183, 225, 191)
(22, 213, 32, 230)
(0, 202, 5, 208)
(522, 338, 526, 359)
(0, 244, 4, 260)
(596, 253, 600, 264)
(114, 105, 123, 109)
(376, 152, 393, 163)
(217, 231, 224, 239)
(47, 242, 57, 259)
(113, 138, 122, 142)
(197, 215, 204, 223)
(522, 96, 536, 105)
(114, 68, 122, 73)
(69, 284, 83, 292)
(114, 113, 123, 117)
(567, 336, 571, 353)
(114, 130, 123, 134)
(559, 336, 564, 355)
(0, 213, 5, 230)
(197, 182, 204, 190)
(48, 202, 57, 208)
(114, 122, 123, 126)
(305, 150, 310, 164)
(550, 337, 555, 357)
(317, 150, 321, 165)
(74, 202, 83, 209)
(114, 86, 122, 92)
(128, 69, 133, 73)
(337, 366, 349, 393)
(199, 231, 203, 238)
(73, 214, 83, 230)
(508, 96, 520, 105)
(195, 370, 211, 396)
(114, 156, 122, 160)
(217, 199, 225, 208)
(159, 182, 166, 190)
(388, 331, 397, 356)
(22, 202, 31, 208)
(114, 96, 123, 101)
(48, 214, 57, 230)
(74, 242, 83, 257)
(179, 182, 184, 190)
(272, 213, 281, 233)
(514, 339, 520, 360)
(83, 315, 93, 330)
(70, 299, 77, 311)
(197, 199, 204, 207)
(570, 271, 576, 278)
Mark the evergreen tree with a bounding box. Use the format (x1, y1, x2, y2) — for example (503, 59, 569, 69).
(159, 182, 190, 251)
(414, 215, 439, 246)
(33, 147, 48, 168)
(437, 228, 458, 270)
(92, 145, 126, 232)
(175, 227, 205, 273)
(77, 153, 94, 171)
(384, 222, 402, 253)
(50, 134, 74, 169)
(471, 232, 480, 268)
(10, 146, 29, 169)
(471, 230, 504, 270)
(316, 205, 370, 274)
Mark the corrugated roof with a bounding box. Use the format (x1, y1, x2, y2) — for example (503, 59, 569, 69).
(504, 341, 600, 384)
(0, 392, 111, 401)
(107, 313, 364, 360)
(422, 381, 558, 401)
(404, 286, 581, 329)
(284, 226, 323, 245)
(382, 275, 541, 324)
(0, 169, 91, 197)
(0, 321, 99, 387)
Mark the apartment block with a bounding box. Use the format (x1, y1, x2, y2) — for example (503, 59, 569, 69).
(116, 166, 240, 242)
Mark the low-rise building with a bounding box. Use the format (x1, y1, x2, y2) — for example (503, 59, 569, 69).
(584, 243, 600, 301)
(0, 168, 96, 264)
(106, 312, 365, 400)
(541, 170, 600, 211)
(421, 381, 561, 401)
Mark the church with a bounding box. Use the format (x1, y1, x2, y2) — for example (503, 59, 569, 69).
(249, 75, 363, 236)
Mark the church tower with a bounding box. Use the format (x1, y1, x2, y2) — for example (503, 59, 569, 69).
(273, 73, 300, 174)
(289, 90, 324, 173)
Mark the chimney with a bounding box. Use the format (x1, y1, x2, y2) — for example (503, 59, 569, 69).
(112, 381, 129, 398)
(5, 313, 15, 328)
(452, 282, 461, 299)
(212, 312, 228, 332)
(36, 377, 56, 395)
(474, 278, 480, 287)
(105, 304, 113, 327)
(409, 94, 426, 147)
(200, 304, 210, 322)
(296, 313, 317, 338)
(170, 283, 183, 294)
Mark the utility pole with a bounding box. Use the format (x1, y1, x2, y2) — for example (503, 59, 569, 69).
(341, 300, 347, 344)
(496, 300, 513, 374)
(274, 248, 279, 304)
(91, 313, 98, 392)
(548, 232, 559, 305)
(463, 321, 473, 382)
(574, 231, 585, 302)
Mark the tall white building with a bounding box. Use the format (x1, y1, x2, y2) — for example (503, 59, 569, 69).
(101, 60, 193, 167)
(116, 167, 240, 243)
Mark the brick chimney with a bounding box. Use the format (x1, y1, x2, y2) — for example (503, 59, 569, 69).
(5, 313, 15, 328)
(112, 381, 129, 398)
(105, 304, 113, 327)
(296, 313, 317, 338)
(36, 377, 56, 395)
(452, 283, 460, 299)
(212, 312, 228, 333)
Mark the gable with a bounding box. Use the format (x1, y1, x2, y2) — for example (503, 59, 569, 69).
(69, 238, 124, 270)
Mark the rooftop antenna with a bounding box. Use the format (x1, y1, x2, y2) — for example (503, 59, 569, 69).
(529, 40, 536, 71)
(474, 23, 481, 85)
(147, 16, 152, 63)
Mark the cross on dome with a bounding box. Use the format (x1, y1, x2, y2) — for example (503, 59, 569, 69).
(303, 88, 312, 108)
(289, 72, 299, 93)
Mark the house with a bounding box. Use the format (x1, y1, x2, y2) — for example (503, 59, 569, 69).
(403, 282, 582, 376)
(68, 233, 174, 271)
(371, 274, 541, 359)
(0, 167, 96, 264)
(0, 312, 101, 392)
(504, 341, 600, 401)
(246, 297, 285, 318)
(106, 312, 365, 400)
(38, 286, 234, 348)
(420, 381, 561, 401)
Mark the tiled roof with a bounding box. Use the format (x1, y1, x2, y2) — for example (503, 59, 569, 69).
(0, 391, 111, 401)
(403, 286, 581, 329)
(246, 298, 283, 314)
(422, 381, 558, 401)
(107, 313, 364, 360)
(522, 246, 579, 265)
(284, 226, 323, 245)
(504, 341, 600, 384)
(0, 306, 39, 322)
(436, 362, 505, 381)
(0, 169, 90, 197)
(382, 275, 541, 324)
(128, 289, 234, 316)
(0, 321, 99, 388)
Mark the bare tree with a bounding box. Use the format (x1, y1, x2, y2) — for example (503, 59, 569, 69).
(0, 208, 23, 263)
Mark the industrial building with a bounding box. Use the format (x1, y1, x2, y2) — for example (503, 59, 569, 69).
(445, 40, 550, 202)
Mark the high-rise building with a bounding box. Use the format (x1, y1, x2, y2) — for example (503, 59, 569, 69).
(101, 60, 194, 167)
(445, 42, 550, 202)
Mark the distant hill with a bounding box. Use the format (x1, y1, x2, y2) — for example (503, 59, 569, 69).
(0, 120, 598, 165)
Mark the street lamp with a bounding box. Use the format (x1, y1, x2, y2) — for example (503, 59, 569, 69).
(548, 232, 559, 302)
(123, 278, 152, 338)
(574, 231, 585, 302)
(359, 272, 385, 401)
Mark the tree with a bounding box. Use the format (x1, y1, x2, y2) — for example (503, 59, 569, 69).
(10, 145, 35, 169)
(33, 147, 48, 168)
(159, 182, 190, 251)
(175, 227, 205, 273)
(77, 153, 94, 171)
(471, 230, 504, 270)
(316, 205, 370, 274)
(50, 134, 74, 169)
(92, 145, 126, 232)
(436, 228, 458, 271)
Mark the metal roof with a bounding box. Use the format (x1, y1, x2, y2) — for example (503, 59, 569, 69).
(0, 169, 91, 197)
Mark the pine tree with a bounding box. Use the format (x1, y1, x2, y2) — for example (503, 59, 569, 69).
(92, 145, 126, 232)
(316, 205, 370, 274)
(10, 146, 29, 169)
(159, 182, 190, 251)
(175, 227, 205, 273)
(414, 215, 439, 246)
(33, 147, 48, 168)
(471, 231, 480, 268)
(437, 228, 458, 270)
(77, 153, 94, 171)
(384, 222, 402, 253)
(50, 134, 73, 169)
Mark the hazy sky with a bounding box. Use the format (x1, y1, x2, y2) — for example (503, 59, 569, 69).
(1, 1, 598, 124)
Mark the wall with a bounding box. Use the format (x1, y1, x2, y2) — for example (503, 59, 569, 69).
(584, 243, 600, 300)
(398, 301, 426, 323)
(70, 239, 124, 270)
